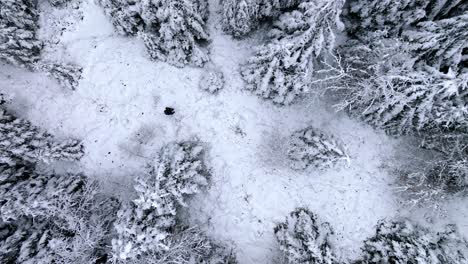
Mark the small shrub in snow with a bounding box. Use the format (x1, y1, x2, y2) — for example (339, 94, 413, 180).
(40, 62, 83, 90)
(0, 107, 84, 165)
(274, 208, 336, 264)
(358, 219, 468, 263)
(241, 0, 345, 104)
(287, 127, 347, 170)
(0, 0, 42, 67)
(112, 140, 210, 261)
(199, 69, 225, 93)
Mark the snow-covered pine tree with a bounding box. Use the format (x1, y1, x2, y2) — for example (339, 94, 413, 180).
(128, 226, 237, 264)
(97, 0, 145, 36)
(0, 0, 42, 67)
(0, 107, 84, 165)
(221, 0, 257, 38)
(139, 0, 210, 67)
(150, 140, 210, 206)
(346, 0, 430, 38)
(358, 219, 468, 263)
(39, 62, 83, 90)
(241, 0, 345, 104)
(288, 127, 347, 170)
(0, 217, 54, 263)
(221, 0, 302, 37)
(98, 0, 210, 67)
(0, 162, 87, 222)
(112, 140, 210, 261)
(333, 39, 468, 136)
(0, 161, 118, 263)
(403, 13, 468, 74)
(274, 208, 336, 264)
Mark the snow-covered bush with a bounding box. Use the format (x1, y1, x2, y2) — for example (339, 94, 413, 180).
(112, 140, 211, 261)
(403, 13, 468, 73)
(0, 107, 84, 165)
(241, 0, 345, 104)
(39, 62, 83, 90)
(199, 69, 225, 93)
(274, 208, 336, 264)
(287, 127, 347, 170)
(0, 0, 42, 67)
(98, 0, 210, 67)
(221, 0, 302, 37)
(358, 219, 468, 263)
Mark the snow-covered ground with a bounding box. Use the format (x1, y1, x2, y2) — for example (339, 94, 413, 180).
(1, 0, 467, 263)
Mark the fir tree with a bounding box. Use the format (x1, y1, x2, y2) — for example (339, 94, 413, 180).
(0, 217, 53, 263)
(403, 13, 468, 73)
(221, 0, 302, 37)
(98, 0, 210, 67)
(333, 39, 468, 136)
(357, 220, 468, 263)
(112, 140, 210, 261)
(0, 0, 42, 67)
(0, 107, 84, 165)
(346, 0, 430, 38)
(139, 0, 210, 67)
(97, 0, 145, 36)
(39, 62, 83, 90)
(241, 0, 345, 104)
(287, 127, 347, 170)
(274, 208, 336, 264)
(48, 0, 69, 7)
(0, 161, 119, 263)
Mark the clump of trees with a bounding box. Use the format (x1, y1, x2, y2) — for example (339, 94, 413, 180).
(275, 208, 468, 264)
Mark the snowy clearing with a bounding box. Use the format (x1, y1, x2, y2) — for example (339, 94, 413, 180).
(1, 0, 467, 263)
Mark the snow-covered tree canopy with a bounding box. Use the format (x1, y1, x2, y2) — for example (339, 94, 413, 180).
(331, 39, 468, 137)
(98, 0, 210, 67)
(274, 208, 336, 264)
(0, 107, 84, 165)
(241, 0, 345, 104)
(358, 219, 468, 263)
(112, 140, 211, 261)
(0, 0, 42, 67)
(221, 0, 302, 37)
